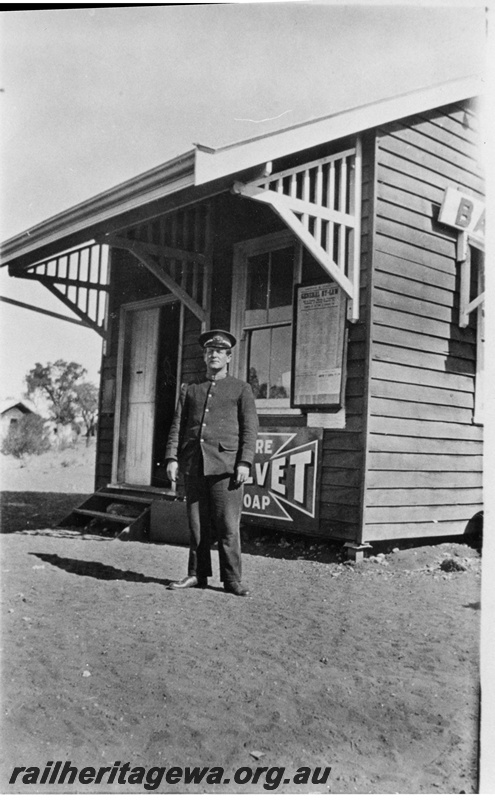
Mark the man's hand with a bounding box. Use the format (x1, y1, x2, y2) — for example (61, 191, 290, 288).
(235, 463, 250, 486)
(166, 460, 178, 482)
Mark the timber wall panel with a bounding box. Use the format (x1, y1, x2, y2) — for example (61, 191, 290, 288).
(372, 322, 475, 360)
(375, 266, 454, 306)
(371, 397, 473, 425)
(377, 216, 456, 258)
(181, 310, 203, 383)
(385, 123, 482, 182)
(375, 232, 455, 277)
(363, 100, 483, 541)
(367, 487, 482, 506)
(370, 379, 473, 409)
(367, 470, 482, 489)
(377, 133, 484, 198)
(365, 518, 477, 542)
(371, 361, 473, 392)
(370, 415, 482, 441)
(368, 434, 481, 455)
(373, 341, 474, 374)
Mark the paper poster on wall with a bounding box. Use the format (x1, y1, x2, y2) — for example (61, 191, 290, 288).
(292, 282, 346, 407)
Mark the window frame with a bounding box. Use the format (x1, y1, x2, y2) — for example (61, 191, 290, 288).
(231, 231, 302, 414)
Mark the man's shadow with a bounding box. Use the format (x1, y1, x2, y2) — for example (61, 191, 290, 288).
(30, 552, 173, 587)
(29, 552, 225, 592)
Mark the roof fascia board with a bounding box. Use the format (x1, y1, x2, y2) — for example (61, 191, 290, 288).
(195, 76, 482, 185)
(5, 177, 233, 274)
(1, 151, 196, 265)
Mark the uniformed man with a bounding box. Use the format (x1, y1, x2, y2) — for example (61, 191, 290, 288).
(165, 330, 259, 596)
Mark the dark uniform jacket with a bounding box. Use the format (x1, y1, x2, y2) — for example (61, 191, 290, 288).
(165, 375, 258, 476)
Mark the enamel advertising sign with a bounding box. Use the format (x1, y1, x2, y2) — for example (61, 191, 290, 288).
(242, 428, 322, 531)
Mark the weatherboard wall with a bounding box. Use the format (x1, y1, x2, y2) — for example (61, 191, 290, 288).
(362, 100, 484, 542)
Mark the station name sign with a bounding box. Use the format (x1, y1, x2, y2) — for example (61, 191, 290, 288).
(438, 187, 485, 242)
(242, 429, 322, 531)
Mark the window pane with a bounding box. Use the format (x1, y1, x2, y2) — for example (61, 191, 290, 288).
(270, 247, 294, 308)
(248, 325, 292, 400)
(248, 328, 270, 398)
(247, 252, 269, 311)
(269, 325, 292, 398)
(302, 249, 328, 284)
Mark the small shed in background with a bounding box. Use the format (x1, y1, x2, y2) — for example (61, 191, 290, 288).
(0, 400, 36, 439)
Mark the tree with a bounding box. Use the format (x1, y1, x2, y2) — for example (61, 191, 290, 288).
(25, 360, 87, 426)
(73, 382, 99, 441)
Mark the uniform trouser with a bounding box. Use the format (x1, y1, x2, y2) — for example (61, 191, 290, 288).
(184, 472, 244, 586)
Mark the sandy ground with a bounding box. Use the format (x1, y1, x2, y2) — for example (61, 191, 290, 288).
(0, 441, 96, 495)
(0, 442, 481, 794)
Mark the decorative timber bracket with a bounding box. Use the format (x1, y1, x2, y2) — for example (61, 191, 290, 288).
(233, 137, 362, 322)
(456, 231, 485, 329)
(97, 232, 207, 324)
(10, 242, 110, 338)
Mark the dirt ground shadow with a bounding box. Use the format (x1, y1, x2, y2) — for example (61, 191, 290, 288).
(1, 492, 89, 534)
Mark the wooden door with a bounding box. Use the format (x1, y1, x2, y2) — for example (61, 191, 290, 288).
(152, 302, 181, 486)
(124, 307, 160, 484)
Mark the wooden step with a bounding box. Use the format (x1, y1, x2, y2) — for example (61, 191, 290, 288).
(58, 486, 153, 541)
(74, 509, 138, 525)
(107, 484, 177, 498)
(94, 492, 153, 505)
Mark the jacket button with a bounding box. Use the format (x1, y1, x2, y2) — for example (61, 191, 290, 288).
(200, 438, 204, 442)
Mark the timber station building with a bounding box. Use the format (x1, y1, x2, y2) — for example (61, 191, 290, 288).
(0, 77, 484, 555)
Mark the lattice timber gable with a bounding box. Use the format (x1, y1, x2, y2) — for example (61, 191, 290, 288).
(16, 243, 109, 337)
(234, 139, 362, 321)
(99, 204, 210, 323)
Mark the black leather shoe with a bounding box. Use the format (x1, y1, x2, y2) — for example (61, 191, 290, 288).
(168, 576, 198, 590)
(224, 583, 250, 597)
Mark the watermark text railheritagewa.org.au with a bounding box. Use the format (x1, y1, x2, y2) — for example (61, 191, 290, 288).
(9, 761, 331, 791)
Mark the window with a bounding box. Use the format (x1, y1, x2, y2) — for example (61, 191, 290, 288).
(248, 325, 292, 400)
(231, 231, 332, 412)
(231, 233, 296, 410)
(244, 242, 295, 406)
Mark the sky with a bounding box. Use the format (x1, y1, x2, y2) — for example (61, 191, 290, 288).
(0, 1, 488, 404)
